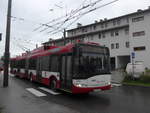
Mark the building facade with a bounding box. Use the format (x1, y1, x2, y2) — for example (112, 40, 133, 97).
(43, 7, 150, 70)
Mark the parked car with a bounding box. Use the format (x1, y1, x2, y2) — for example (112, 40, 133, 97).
(126, 62, 145, 78)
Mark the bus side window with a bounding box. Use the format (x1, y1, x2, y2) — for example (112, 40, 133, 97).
(50, 56, 59, 72)
(29, 58, 37, 70)
(41, 56, 50, 71)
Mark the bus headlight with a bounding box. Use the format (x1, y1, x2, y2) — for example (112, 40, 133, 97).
(108, 82, 111, 85)
(76, 84, 82, 87)
(76, 83, 87, 87)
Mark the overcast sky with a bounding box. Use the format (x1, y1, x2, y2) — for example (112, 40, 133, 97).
(0, 0, 150, 57)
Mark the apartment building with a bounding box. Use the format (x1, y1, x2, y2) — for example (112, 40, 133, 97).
(43, 7, 150, 70)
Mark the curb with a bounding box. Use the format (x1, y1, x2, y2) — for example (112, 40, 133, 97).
(122, 82, 150, 88)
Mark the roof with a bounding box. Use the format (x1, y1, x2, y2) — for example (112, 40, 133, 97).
(67, 8, 150, 32)
(43, 8, 150, 44)
(11, 44, 74, 60)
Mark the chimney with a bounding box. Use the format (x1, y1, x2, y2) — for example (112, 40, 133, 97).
(137, 9, 142, 12)
(95, 20, 98, 23)
(77, 23, 82, 27)
(36, 44, 38, 48)
(104, 18, 107, 21)
(49, 38, 53, 41)
(100, 19, 103, 22)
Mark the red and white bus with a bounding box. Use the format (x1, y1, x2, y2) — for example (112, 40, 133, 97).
(10, 42, 111, 94)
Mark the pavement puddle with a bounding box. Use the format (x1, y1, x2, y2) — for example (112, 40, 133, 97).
(39, 87, 61, 95)
(26, 88, 47, 97)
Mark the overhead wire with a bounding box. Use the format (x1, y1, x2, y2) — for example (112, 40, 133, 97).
(33, 0, 103, 33)
(47, 0, 119, 35)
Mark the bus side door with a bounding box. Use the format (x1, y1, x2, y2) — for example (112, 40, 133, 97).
(60, 54, 72, 91)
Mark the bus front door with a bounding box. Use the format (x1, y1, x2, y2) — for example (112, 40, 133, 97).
(60, 55, 72, 91)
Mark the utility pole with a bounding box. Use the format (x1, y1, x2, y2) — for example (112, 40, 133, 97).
(3, 0, 12, 87)
(63, 29, 66, 45)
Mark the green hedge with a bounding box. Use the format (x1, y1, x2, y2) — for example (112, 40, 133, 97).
(123, 75, 150, 87)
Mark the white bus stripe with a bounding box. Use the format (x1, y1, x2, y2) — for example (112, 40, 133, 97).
(26, 88, 47, 97)
(39, 87, 60, 95)
(112, 83, 122, 87)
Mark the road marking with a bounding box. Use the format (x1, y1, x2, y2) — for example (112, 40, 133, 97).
(39, 87, 61, 95)
(9, 74, 15, 77)
(26, 88, 47, 97)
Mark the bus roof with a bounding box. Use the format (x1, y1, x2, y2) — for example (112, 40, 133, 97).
(11, 42, 107, 60)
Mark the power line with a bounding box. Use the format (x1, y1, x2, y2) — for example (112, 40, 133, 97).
(12, 38, 30, 52)
(46, 0, 119, 35)
(33, 0, 103, 32)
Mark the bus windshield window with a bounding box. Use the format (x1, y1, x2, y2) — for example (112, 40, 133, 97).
(73, 52, 110, 78)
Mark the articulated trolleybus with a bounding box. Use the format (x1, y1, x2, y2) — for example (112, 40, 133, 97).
(10, 42, 111, 94)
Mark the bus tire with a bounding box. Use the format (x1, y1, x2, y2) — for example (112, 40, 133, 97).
(50, 79, 57, 91)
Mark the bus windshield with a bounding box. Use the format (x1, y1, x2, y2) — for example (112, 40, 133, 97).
(73, 45, 110, 79)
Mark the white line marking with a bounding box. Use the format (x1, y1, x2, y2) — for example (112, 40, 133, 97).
(26, 88, 47, 97)
(9, 74, 15, 77)
(39, 87, 61, 95)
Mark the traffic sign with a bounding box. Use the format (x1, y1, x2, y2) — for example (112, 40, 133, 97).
(131, 52, 135, 58)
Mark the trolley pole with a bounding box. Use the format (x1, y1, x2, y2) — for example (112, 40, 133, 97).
(3, 0, 12, 87)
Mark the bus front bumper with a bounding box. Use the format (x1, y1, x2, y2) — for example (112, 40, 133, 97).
(72, 84, 111, 94)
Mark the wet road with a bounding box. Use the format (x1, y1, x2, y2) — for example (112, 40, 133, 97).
(0, 75, 150, 113)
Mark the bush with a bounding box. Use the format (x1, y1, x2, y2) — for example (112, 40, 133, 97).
(123, 74, 150, 84)
(140, 75, 150, 83)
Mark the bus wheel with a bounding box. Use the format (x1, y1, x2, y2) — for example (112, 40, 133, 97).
(50, 79, 57, 91)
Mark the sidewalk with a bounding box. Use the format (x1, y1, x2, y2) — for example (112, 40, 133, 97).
(111, 70, 125, 84)
(0, 73, 79, 113)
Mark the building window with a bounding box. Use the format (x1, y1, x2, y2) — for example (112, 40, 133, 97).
(71, 31, 73, 35)
(111, 31, 114, 37)
(126, 17, 129, 23)
(89, 26, 92, 31)
(134, 46, 146, 51)
(105, 23, 107, 28)
(133, 31, 145, 37)
(93, 25, 97, 30)
(101, 23, 104, 28)
(117, 19, 121, 25)
(102, 33, 105, 38)
(125, 42, 130, 48)
(113, 20, 116, 26)
(84, 28, 87, 32)
(90, 35, 94, 40)
(82, 28, 85, 32)
(115, 30, 119, 36)
(116, 43, 119, 49)
(111, 44, 114, 49)
(98, 33, 101, 39)
(132, 16, 144, 22)
(73, 30, 76, 35)
(125, 28, 129, 35)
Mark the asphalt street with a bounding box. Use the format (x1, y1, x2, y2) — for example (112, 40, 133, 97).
(0, 74, 150, 113)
